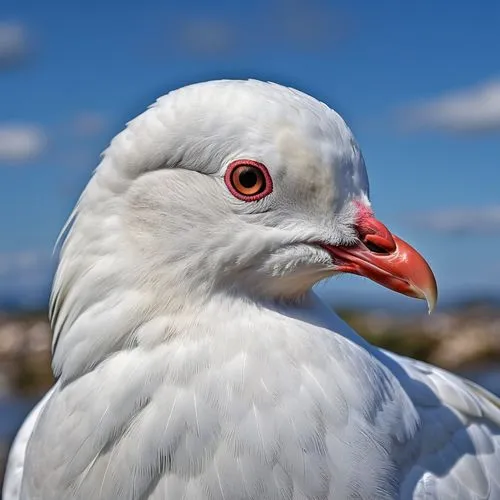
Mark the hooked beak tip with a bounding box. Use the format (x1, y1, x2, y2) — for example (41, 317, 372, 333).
(414, 282, 438, 314)
(410, 286, 437, 314)
(426, 291, 437, 315)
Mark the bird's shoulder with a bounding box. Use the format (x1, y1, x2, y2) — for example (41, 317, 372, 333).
(385, 351, 500, 498)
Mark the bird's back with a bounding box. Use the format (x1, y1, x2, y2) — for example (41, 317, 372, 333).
(384, 351, 500, 499)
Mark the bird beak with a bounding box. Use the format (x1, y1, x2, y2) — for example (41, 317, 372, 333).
(322, 211, 438, 312)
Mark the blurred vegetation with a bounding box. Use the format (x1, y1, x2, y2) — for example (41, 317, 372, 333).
(0, 311, 53, 398)
(337, 302, 500, 371)
(338, 309, 438, 361)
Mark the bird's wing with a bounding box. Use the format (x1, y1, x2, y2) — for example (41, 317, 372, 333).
(383, 351, 500, 499)
(2, 386, 56, 500)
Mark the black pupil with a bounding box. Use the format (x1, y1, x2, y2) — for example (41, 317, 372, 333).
(239, 168, 259, 188)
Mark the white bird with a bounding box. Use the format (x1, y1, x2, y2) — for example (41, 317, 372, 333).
(4, 79, 500, 500)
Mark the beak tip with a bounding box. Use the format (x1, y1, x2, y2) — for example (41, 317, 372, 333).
(410, 281, 438, 314)
(423, 284, 438, 314)
(427, 300, 435, 315)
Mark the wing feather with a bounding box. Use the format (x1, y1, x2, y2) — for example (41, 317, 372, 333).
(2, 386, 56, 500)
(385, 352, 500, 499)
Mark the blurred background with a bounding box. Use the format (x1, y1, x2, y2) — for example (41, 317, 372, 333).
(1, 0, 499, 488)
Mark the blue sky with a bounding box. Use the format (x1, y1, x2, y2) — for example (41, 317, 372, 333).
(0, 0, 499, 310)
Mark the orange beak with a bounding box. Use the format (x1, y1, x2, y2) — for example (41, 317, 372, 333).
(323, 209, 438, 312)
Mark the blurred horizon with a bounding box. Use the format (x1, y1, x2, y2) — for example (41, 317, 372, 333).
(1, 0, 499, 312)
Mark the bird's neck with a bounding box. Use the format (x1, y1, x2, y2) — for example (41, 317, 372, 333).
(51, 286, 371, 386)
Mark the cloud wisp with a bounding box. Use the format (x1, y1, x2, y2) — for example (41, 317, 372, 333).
(158, 0, 350, 58)
(0, 125, 46, 163)
(72, 111, 108, 137)
(0, 22, 30, 69)
(408, 205, 500, 235)
(399, 79, 500, 134)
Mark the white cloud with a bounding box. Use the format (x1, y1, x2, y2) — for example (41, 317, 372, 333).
(401, 79, 500, 134)
(0, 125, 46, 162)
(409, 205, 500, 234)
(0, 22, 29, 68)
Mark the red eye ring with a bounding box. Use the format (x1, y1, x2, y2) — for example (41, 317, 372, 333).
(224, 160, 273, 202)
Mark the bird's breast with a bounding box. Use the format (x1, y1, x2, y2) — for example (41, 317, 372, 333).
(23, 307, 418, 499)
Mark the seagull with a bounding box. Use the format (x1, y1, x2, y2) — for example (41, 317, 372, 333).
(4, 79, 500, 500)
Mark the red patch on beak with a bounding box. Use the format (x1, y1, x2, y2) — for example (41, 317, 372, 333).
(322, 203, 438, 312)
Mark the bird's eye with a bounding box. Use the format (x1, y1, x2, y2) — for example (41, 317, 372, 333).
(225, 160, 273, 201)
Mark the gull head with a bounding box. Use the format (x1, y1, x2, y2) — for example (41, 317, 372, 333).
(52, 80, 437, 340)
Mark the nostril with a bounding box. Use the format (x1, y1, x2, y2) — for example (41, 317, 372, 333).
(361, 233, 395, 254)
(363, 239, 391, 254)
(355, 212, 397, 253)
